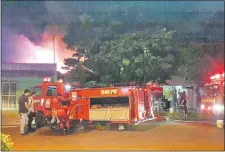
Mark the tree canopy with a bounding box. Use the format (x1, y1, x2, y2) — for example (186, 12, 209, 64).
(62, 10, 223, 85)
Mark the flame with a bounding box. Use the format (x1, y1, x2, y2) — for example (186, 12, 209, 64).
(3, 25, 74, 74)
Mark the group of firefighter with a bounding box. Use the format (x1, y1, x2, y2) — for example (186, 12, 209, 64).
(18, 89, 62, 135)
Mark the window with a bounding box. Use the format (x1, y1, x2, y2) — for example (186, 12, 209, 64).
(46, 86, 57, 96)
(32, 87, 42, 97)
(1, 82, 17, 109)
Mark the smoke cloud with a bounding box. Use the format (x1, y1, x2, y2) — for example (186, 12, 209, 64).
(2, 1, 224, 73)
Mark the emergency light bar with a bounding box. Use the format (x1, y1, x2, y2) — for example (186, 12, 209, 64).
(210, 73, 224, 80)
(44, 77, 51, 82)
(57, 79, 63, 83)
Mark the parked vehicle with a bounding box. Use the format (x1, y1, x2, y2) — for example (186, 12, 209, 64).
(200, 72, 224, 117)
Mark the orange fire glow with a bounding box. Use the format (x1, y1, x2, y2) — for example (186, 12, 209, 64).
(6, 25, 74, 74)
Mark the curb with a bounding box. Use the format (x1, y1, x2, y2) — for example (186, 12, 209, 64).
(170, 119, 217, 125)
(2, 125, 20, 128)
(134, 117, 156, 125)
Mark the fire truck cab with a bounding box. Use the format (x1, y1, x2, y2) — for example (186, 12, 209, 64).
(200, 73, 224, 116)
(32, 77, 81, 128)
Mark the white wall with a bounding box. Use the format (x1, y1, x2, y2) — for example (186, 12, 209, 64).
(167, 76, 197, 110)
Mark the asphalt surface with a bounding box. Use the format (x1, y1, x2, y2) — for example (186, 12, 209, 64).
(1, 120, 224, 151)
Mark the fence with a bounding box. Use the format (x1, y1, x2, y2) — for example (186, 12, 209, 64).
(1, 81, 17, 109)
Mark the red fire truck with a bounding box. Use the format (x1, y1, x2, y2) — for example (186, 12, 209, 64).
(32, 78, 162, 132)
(200, 72, 224, 116)
(32, 77, 81, 128)
(33, 78, 163, 132)
(65, 83, 162, 131)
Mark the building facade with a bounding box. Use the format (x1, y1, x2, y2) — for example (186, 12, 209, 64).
(1, 62, 57, 110)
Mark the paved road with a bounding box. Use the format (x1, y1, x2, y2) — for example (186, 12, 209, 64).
(2, 121, 224, 151)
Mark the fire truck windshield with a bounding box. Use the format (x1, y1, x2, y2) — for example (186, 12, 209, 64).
(202, 84, 220, 97)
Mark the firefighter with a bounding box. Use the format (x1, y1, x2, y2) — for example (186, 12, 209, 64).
(50, 93, 62, 125)
(27, 92, 36, 132)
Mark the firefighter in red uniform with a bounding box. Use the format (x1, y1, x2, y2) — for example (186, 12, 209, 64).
(50, 93, 62, 124)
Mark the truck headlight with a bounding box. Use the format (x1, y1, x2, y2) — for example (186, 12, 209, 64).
(200, 104, 205, 110)
(212, 104, 224, 112)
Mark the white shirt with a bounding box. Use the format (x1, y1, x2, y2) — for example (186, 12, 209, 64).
(28, 97, 34, 112)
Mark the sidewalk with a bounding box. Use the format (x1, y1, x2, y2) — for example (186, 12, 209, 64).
(170, 119, 217, 125)
(1, 110, 20, 126)
(157, 111, 223, 125)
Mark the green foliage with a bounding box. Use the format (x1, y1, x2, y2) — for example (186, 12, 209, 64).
(176, 44, 200, 81)
(62, 12, 204, 84)
(92, 28, 181, 83)
(1, 133, 14, 151)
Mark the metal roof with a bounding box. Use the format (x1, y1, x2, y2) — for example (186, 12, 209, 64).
(2, 62, 57, 72)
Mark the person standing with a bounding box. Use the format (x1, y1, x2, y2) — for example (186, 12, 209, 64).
(172, 90, 178, 111)
(28, 92, 36, 132)
(178, 92, 183, 114)
(18, 89, 31, 135)
(180, 91, 188, 117)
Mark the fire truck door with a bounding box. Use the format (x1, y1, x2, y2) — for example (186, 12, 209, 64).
(137, 90, 146, 120)
(45, 86, 58, 108)
(32, 87, 44, 109)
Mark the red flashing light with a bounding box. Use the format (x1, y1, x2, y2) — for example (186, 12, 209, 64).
(210, 73, 223, 80)
(210, 76, 215, 80)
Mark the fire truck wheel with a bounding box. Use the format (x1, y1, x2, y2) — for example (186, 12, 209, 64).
(35, 112, 46, 128)
(124, 124, 132, 130)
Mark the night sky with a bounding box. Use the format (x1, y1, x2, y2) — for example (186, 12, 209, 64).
(2, 1, 224, 72)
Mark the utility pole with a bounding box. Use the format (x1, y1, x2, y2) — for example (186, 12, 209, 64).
(53, 35, 57, 81)
(53, 35, 56, 63)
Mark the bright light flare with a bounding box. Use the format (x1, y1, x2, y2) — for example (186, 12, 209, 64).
(121, 88, 129, 93)
(210, 76, 215, 80)
(43, 77, 51, 82)
(35, 49, 54, 63)
(215, 74, 220, 79)
(58, 79, 63, 83)
(200, 104, 205, 110)
(213, 104, 224, 112)
(65, 84, 71, 90)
